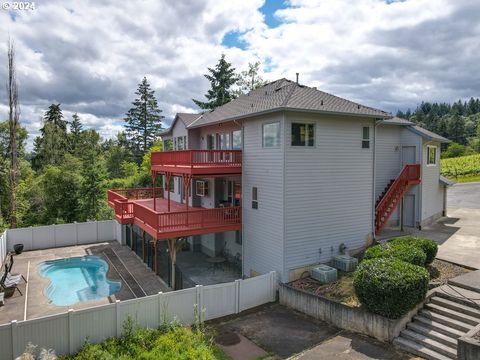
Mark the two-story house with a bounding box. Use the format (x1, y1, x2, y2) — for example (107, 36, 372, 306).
(108, 78, 450, 289)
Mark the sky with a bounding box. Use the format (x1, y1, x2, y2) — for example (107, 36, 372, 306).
(0, 0, 479, 149)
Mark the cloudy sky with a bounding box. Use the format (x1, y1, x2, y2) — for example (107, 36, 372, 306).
(1, 0, 479, 149)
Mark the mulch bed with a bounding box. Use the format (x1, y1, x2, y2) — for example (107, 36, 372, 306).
(428, 259, 471, 285)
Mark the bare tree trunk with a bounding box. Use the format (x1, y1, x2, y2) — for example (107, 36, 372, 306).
(7, 39, 20, 229)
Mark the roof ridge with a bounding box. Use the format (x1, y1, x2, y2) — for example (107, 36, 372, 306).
(281, 82, 298, 107)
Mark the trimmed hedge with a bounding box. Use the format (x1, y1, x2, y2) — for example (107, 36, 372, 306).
(389, 236, 438, 265)
(364, 242, 427, 266)
(353, 258, 429, 319)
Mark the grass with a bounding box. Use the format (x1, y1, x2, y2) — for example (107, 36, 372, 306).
(450, 174, 480, 183)
(57, 319, 232, 360)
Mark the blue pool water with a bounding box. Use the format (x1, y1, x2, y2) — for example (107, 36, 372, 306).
(39, 256, 121, 306)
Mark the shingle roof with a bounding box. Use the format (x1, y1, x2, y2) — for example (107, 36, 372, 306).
(188, 79, 390, 128)
(159, 112, 201, 136)
(382, 117, 414, 125)
(440, 176, 455, 186)
(408, 125, 451, 143)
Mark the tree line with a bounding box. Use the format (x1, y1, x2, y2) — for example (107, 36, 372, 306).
(0, 51, 264, 231)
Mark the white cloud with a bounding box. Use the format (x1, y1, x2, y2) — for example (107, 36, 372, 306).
(0, 0, 479, 150)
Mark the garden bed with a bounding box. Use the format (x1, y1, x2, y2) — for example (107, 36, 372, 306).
(428, 259, 471, 286)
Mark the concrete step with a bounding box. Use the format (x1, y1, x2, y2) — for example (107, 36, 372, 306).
(407, 322, 458, 348)
(400, 329, 457, 358)
(430, 296, 480, 320)
(425, 303, 480, 326)
(413, 316, 466, 339)
(419, 310, 474, 333)
(393, 337, 455, 360)
(434, 286, 480, 309)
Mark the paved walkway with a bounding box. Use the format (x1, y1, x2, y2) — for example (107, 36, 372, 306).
(210, 304, 414, 359)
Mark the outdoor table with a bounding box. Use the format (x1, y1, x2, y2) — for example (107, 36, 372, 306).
(206, 257, 226, 272)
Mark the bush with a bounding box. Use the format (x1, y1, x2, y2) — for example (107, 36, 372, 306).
(364, 242, 427, 266)
(389, 236, 438, 265)
(353, 258, 429, 319)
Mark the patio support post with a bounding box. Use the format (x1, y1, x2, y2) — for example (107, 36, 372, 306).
(165, 172, 172, 212)
(142, 230, 146, 261)
(152, 171, 157, 211)
(154, 240, 158, 274)
(167, 237, 185, 290)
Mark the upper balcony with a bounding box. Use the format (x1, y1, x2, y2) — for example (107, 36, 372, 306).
(151, 150, 242, 176)
(108, 188, 241, 240)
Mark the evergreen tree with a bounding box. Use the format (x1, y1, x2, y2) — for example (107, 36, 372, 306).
(447, 113, 466, 145)
(124, 77, 164, 161)
(193, 54, 238, 110)
(79, 149, 108, 221)
(42, 104, 68, 132)
(69, 113, 83, 153)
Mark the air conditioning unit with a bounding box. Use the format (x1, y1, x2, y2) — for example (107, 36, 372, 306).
(195, 180, 209, 197)
(311, 265, 337, 284)
(332, 255, 358, 272)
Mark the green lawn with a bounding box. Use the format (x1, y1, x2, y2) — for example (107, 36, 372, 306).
(441, 154, 480, 183)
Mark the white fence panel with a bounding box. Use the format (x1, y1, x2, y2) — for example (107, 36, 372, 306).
(76, 222, 98, 245)
(239, 272, 276, 312)
(70, 304, 116, 353)
(162, 287, 197, 325)
(119, 294, 160, 330)
(15, 314, 69, 356)
(0, 231, 7, 267)
(6, 227, 33, 251)
(97, 221, 116, 242)
(202, 282, 237, 320)
(54, 223, 77, 247)
(0, 323, 13, 360)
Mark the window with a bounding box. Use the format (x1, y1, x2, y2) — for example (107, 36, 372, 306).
(206, 134, 215, 150)
(168, 177, 175, 192)
(362, 126, 370, 149)
(183, 136, 187, 149)
(196, 180, 209, 196)
(291, 123, 315, 147)
(252, 187, 258, 209)
(263, 122, 280, 148)
(177, 136, 184, 150)
(216, 133, 224, 149)
(173, 137, 177, 150)
(427, 145, 437, 166)
(225, 133, 231, 149)
(232, 130, 242, 149)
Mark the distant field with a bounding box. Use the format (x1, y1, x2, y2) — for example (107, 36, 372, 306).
(441, 154, 480, 182)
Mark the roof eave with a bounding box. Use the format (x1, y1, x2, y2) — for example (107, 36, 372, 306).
(187, 107, 391, 129)
(407, 126, 451, 143)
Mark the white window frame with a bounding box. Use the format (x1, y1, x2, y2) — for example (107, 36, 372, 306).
(195, 180, 209, 197)
(262, 122, 281, 148)
(362, 126, 370, 149)
(232, 130, 242, 150)
(291, 122, 315, 147)
(426, 145, 437, 166)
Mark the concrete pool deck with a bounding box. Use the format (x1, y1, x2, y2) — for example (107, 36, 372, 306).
(0, 241, 168, 325)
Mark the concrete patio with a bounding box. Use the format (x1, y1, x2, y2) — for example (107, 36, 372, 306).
(0, 241, 167, 325)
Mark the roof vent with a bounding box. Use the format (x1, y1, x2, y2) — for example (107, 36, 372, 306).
(296, 72, 299, 84)
(321, 100, 323, 106)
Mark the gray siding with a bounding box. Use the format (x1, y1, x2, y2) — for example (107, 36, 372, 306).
(242, 113, 285, 280)
(284, 113, 374, 279)
(420, 140, 444, 223)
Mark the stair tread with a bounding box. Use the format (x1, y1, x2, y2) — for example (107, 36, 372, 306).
(400, 329, 457, 356)
(431, 296, 480, 315)
(394, 337, 455, 360)
(407, 323, 458, 347)
(413, 316, 466, 338)
(420, 310, 474, 332)
(427, 300, 480, 323)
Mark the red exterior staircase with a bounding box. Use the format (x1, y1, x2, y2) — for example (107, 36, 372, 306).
(375, 164, 421, 234)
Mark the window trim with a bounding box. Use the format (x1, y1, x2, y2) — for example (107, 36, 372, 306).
(232, 130, 242, 150)
(262, 121, 281, 148)
(362, 126, 370, 149)
(426, 145, 437, 166)
(195, 180, 209, 197)
(291, 122, 316, 147)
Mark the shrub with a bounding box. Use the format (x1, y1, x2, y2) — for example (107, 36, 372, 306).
(364, 242, 427, 266)
(389, 236, 438, 265)
(353, 258, 429, 319)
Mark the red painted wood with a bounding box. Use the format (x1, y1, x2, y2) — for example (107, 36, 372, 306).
(375, 164, 421, 235)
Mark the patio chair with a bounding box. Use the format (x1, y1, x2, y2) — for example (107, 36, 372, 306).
(0, 266, 22, 296)
(3, 254, 27, 283)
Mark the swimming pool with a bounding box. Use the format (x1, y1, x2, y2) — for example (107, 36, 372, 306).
(39, 256, 121, 306)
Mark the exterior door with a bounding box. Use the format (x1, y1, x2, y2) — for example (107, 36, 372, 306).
(403, 195, 415, 227)
(402, 146, 416, 166)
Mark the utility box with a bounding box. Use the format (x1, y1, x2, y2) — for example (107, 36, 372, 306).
(311, 265, 338, 284)
(332, 255, 358, 272)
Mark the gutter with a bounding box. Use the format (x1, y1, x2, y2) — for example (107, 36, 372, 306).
(372, 119, 384, 240)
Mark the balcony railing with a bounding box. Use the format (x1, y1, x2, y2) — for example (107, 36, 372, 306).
(151, 150, 242, 175)
(108, 188, 242, 238)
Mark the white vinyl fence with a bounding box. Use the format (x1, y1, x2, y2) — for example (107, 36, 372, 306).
(0, 271, 276, 359)
(5, 220, 120, 252)
(0, 231, 7, 269)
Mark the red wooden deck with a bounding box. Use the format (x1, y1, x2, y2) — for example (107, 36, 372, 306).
(151, 150, 242, 176)
(108, 189, 241, 240)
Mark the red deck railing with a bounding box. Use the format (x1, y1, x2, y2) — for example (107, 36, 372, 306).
(375, 164, 421, 234)
(108, 188, 242, 238)
(151, 150, 242, 169)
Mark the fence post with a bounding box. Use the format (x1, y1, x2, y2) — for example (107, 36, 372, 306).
(270, 271, 276, 301)
(53, 224, 57, 248)
(195, 285, 203, 323)
(11, 320, 19, 358)
(68, 309, 75, 354)
(75, 222, 78, 246)
(115, 300, 121, 337)
(234, 279, 241, 314)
